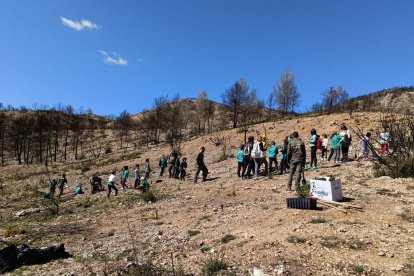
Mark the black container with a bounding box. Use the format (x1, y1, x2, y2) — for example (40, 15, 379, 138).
(286, 198, 317, 210)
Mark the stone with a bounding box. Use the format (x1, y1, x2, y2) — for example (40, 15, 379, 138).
(394, 206, 407, 215)
(378, 251, 386, 256)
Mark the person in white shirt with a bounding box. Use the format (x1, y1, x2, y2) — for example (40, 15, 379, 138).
(107, 171, 118, 198)
(321, 134, 329, 161)
(379, 129, 390, 155)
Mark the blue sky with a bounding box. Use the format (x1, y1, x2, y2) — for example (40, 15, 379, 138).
(1, 0, 413, 115)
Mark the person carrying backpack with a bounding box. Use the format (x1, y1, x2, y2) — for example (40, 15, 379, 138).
(57, 174, 68, 198)
(251, 136, 268, 178)
(236, 145, 244, 179)
(268, 141, 278, 173)
(242, 136, 255, 179)
(280, 139, 288, 174)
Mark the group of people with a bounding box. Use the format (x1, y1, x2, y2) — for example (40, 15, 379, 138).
(158, 151, 188, 181)
(44, 173, 84, 199)
(44, 124, 391, 199)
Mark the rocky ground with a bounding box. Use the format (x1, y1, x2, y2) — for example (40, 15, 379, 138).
(0, 112, 413, 275)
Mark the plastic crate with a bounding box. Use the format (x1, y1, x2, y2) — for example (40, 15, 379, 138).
(286, 198, 317, 210)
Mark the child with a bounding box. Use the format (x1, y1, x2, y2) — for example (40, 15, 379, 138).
(144, 159, 151, 179)
(236, 145, 244, 179)
(174, 155, 181, 179)
(379, 129, 390, 155)
(280, 139, 288, 174)
(75, 183, 84, 195)
(321, 134, 329, 161)
(268, 141, 278, 173)
(107, 171, 118, 198)
(159, 154, 168, 177)
(121, 166, 129, 190)
(57, 173, 68, 198)
(180, 157, 188, 181)
(328, 132, 341, 163)
(134, 164, 141, 189)
(340, 134, 351, 161)
(138, 176, 150, 193)
(309, 129, 318, 169)
(49, 179, 57, 199)
(357, 132, 371, 161)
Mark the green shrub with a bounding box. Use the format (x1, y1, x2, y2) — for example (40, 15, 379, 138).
(140, 190, 156, 202)
(221, 234, 236, 244)
(188, 230, 200, 237)
(295, 182, 310, 198)
(310, 217, 327, 224)
(287, 235, 307, 244)
(201, 257, 228, 276)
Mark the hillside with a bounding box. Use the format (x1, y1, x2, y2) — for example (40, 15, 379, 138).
(1, 112, 413, 275)
(342, 87, 414, 113)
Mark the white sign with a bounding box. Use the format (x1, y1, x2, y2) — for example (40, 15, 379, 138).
(310, 176, 343, 201)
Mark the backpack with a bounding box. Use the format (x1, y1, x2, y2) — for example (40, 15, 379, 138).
(243, 144, 251, 156)
(316, 138, 322, 150)
(251, 142, 260, 158)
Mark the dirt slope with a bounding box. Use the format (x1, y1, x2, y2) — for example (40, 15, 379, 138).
(1, 112, 413, 276)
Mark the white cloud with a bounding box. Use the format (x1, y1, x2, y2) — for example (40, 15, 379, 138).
(61, 16, 100, 31)
(99, 50, 128, 66)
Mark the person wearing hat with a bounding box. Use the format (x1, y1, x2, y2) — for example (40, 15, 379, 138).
(137, 176, 149, 193)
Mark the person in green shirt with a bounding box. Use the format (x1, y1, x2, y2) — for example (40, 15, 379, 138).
(138, 176, 150, 193)
(309, 129, 318, 169)
(328, 132, 341, 163)
(236, 145, 244, 179)
(340, 134, 351, 161)
(120, 166, 129, 190)
(159, 154, 168, 177)
(75, 183, 84, 195)
(268, 141, 278, 173)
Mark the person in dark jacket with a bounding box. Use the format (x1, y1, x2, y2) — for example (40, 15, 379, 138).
(180, 157, 188, 181)
(287, 132, 306, 191)
(241, 136, 255, 179)
(168, 150, 178, 178)
(194, 147, 208, 183)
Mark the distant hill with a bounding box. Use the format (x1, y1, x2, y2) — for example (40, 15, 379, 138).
(342, 86, 414, 113)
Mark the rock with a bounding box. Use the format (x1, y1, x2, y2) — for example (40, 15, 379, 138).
(15, 208, 43, 217)
(337, 227, 347, 233)
(250, 267, 268, 276)
(394, 206, 408, 215)
(378, 251, 386, 256)
(293, 223, 305, 231)
(392, 265, 404, 271)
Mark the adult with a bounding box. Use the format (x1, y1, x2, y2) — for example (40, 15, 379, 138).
(159, 154, 168, 177)
(89, 175, 102, 194)
(268, 141, 278, 173)
(241, 136, 255, 179)
(251, 136, 268, 178)
(287, 132, 306, 191)
(194, 147, 208, 183)
(379, 128, 390, 155)
(168, 150, 178, 178)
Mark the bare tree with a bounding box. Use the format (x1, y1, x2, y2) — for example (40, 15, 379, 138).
(197, 91, 215, 134)
(321, 85, 349, 114)
(272, 69, 300, 116)
(221, 78, 252, 128)
(116, 110, 133, 149)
